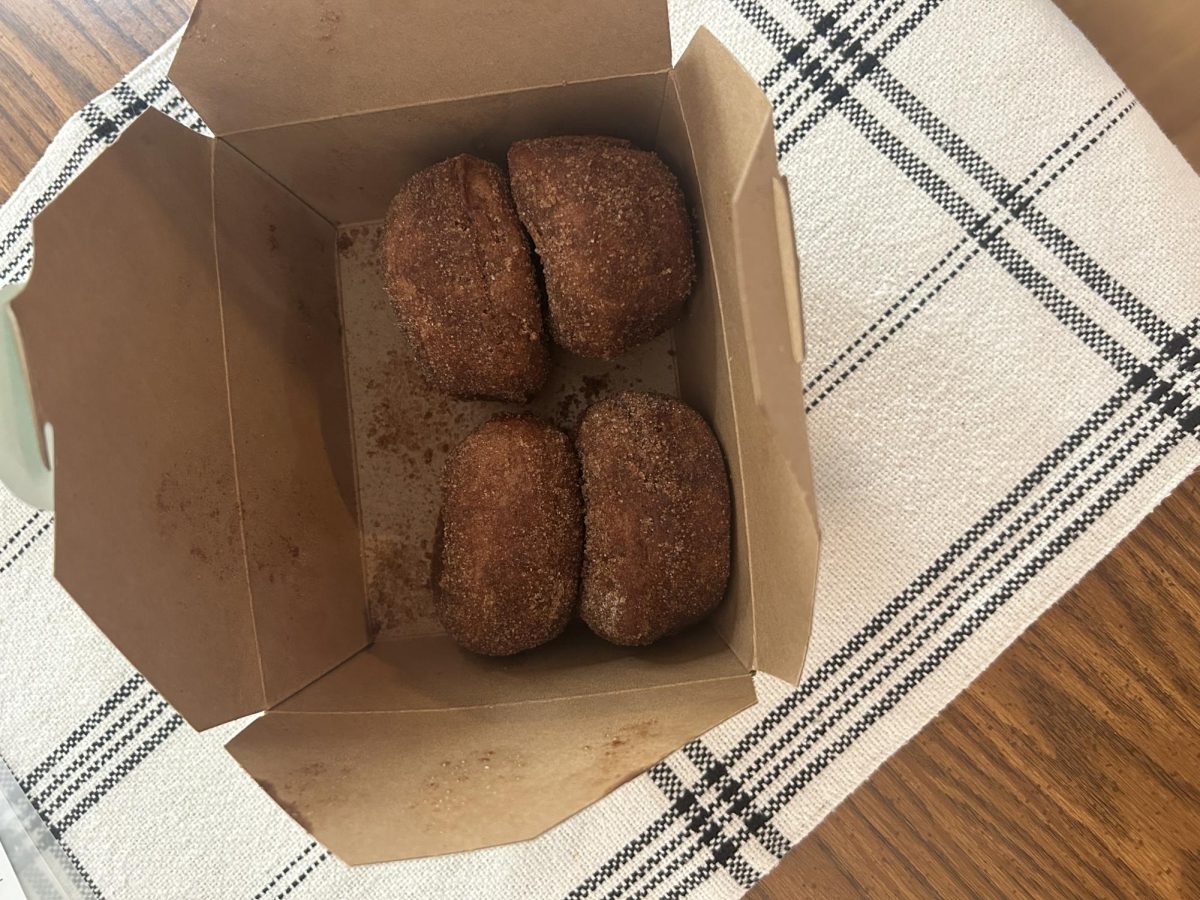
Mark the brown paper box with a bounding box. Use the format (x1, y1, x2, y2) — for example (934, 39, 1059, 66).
(9, 0, 819, 864)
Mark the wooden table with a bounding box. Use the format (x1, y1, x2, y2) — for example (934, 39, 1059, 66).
(2, 1, 1197, 896)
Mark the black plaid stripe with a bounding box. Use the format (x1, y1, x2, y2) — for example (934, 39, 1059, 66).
(768, 427, 1188, 810)
(0, 513, 53, 574)
(18, 674, 146, 793)
(738, 0, 1200, 744)
(14, 675, 185, 839)
(738, 376, 1196, 794)
(674, 749, 787, 885)
(29, 688, 161, 808)
(837, 91, 1141, 376)
(684, 428, 1188, 892)
(588, 757, 758, 899)
(252, 842, 321, 900)
(270, 849, 330, 900)
(681, 744, 790, 857)
(51, 711, 183, 837)
(568, 764, 689, 898)
(37, 696, 171, 820)
(805, 92, 1138, 411)
(742, 0, 1186, 403)
(7, 676, 187, 896)
(57, 836, 105, 900)
(866, 68, 1174, 350)
(777, 0, 947, 153)
(730, 332, 1200, 767)
(0, 511, 41, 553)
(769, 0, 909, 117)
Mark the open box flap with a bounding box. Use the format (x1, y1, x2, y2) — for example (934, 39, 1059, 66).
(170, 0, 673, 137)
(10, 111, 372, 728)
(228, 625, 755, 863)
(210, 140, 371, 704)
(671, 29, 820, 684)
(10, 111, 265, 729)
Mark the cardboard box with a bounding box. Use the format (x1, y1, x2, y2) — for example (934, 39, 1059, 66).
(6, 0, 819, 865)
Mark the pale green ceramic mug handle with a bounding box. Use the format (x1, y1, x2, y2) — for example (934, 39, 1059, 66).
(0, 281, 54, 510)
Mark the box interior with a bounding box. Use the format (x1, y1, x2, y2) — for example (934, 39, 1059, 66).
(9, 1, 819, 864)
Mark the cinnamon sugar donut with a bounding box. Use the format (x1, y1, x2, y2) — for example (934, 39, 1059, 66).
(508, 137, 694, 359)
(383, 154, 549, 401)
(577, 392, 730, 645)
(436, 415, 582, 655)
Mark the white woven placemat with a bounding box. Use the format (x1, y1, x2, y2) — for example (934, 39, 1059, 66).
(2, 1, 1198, 897)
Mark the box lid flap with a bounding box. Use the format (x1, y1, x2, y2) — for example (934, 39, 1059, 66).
(170, 0, 673, 136)
(229, 680, 755, 864)
(10, 111, 266, 729)
(672, 29, 820, 684)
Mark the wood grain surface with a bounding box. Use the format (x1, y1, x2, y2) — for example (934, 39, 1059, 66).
(1, 1, 1197, 897)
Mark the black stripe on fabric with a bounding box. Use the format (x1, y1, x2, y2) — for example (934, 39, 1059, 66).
(0, 511, 42, 554)
(683, 748, 790, 862)
(775, 0, 947, 153)
(865, 66, 1174, 350)
(5, 254, 32, 284)
(77, 102, 110, 136)
(741, 389, 1198, 787)
(30, 689, 160, 809)
(621, 331, 1200, 895)
(19, 674, 146, 792)
(52, 713, 184, 837)
(804, 88, 1129, 398)
(1, 136, 97, 271)
(1, 79, 205, 286)
(706, 382, 1195, 819)
(732, 341, 1198, 768)
(734, 0, 1198, 747)
(654, 764, 763, 889)
(39, 699, 171, 819)
(759, 0, 866, 91)
(272, 851, 330, 900)
(572, 316, 1198, 898)
(807, 97, 1140, 412)
(580, 762, 729, 900)
(656, 749, 784, 891)
(568, 767, 682, 898)
(737, 0, 1145, 381)
(771, 0, 909, 123)
(737, 0, 795, 77)
(0, 243, 31, 284)
(747, 0, 1182, 395)
(57, 835, 105, 900)
(253, 842, 320, 900)
(0, 517, 53, 575)
(836, 91, 1141, 377)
